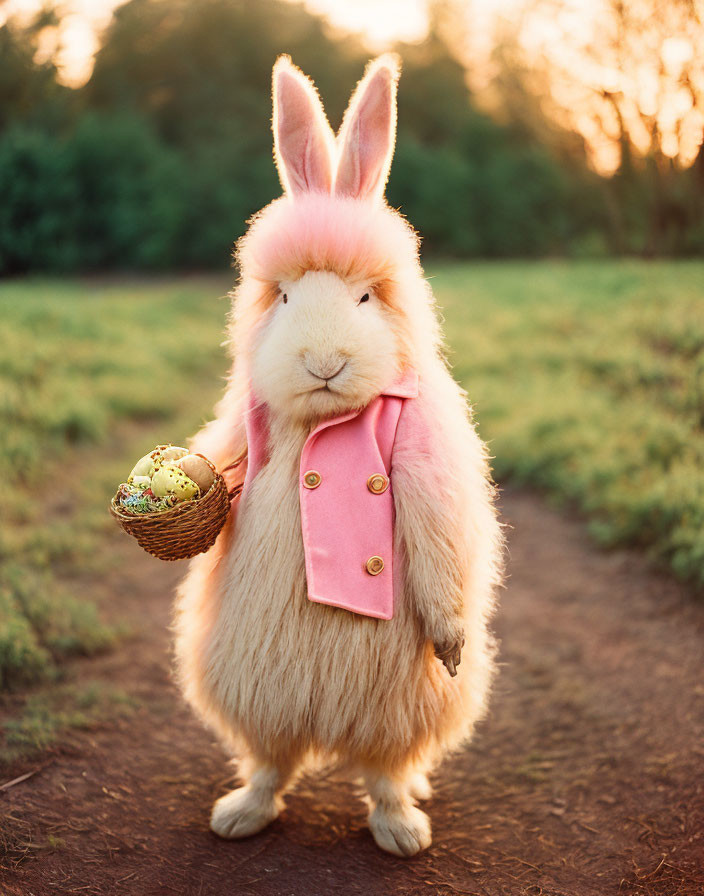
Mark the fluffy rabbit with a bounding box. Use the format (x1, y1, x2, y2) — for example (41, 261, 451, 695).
(174, 54, 503, 857)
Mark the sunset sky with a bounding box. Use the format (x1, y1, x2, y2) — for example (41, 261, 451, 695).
(1, 0, 518, 85)
(2, 0, 702, 174)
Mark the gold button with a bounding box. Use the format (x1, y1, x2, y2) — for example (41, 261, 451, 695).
(365, 556, 384, 576)
(367, 473, 389, 494)
(303, 470, 322, 489)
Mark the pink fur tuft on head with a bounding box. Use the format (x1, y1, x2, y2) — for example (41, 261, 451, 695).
(238, 192, 418, 288)
(272, 55, 335, 196)
(335, 53, 401, 203)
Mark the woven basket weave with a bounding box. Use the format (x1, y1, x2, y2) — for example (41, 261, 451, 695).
(109, 454, 237, 561)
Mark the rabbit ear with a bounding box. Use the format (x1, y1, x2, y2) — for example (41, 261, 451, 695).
(272, 55, 335, 197)
(335, 55, 400, 202)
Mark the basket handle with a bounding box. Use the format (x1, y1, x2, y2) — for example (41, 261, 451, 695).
(221, 447, 248, 503)
(221, 446, 247, 474)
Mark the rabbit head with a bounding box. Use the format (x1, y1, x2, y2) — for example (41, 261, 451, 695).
(233, 55, 440, 423)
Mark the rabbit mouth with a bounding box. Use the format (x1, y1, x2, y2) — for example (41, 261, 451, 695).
(299, 379, 337, 396)
(304, 361, 349, 394)
(307, 381, 341, 396)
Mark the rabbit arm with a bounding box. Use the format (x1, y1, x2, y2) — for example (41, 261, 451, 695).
(391, 374, 498, 666)
(392, 448, 466, 663)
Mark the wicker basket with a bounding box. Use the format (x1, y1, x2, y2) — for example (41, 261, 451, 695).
(109, 454, 238, 561)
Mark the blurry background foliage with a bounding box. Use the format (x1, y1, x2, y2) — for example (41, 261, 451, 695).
(0, 0, 702, 275)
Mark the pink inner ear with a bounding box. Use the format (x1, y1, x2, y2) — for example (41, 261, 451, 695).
(336, 66, 396, 201)
(274, 66, 334, 196)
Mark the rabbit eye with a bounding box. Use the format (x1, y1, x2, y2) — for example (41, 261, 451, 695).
(359, 293, 370, 304)
(282, 293, 288, 304)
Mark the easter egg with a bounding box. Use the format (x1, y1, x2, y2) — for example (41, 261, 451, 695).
(175, 454, 215, 493)
(131, 475, 151, 489)
(151, 463, 200, 501)
(129, 453, 156, 480)
(159, 445, 189, 463)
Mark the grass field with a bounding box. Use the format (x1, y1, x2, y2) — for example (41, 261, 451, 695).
(1, 261, 702, 692)
(0, 276, 232, 693)
(442, 261, 704, 586)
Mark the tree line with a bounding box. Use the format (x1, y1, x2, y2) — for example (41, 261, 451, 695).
(0, 0, 700, 274)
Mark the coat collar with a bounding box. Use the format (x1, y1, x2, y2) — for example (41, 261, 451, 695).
(304, 367, 419, 443)
(245, 367, 418, 450)
(381, 367, 419, 399)
(243, 367, 418, 481)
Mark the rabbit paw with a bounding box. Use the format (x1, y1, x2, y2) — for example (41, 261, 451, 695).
(210, 786, 280, 839)
(433, 628, 465, 677)
(369, 803, 432, 857)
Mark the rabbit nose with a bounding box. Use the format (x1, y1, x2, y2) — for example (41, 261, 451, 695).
(304, 352, 347, 381)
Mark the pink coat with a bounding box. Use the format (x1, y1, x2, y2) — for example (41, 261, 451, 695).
(242, 368, 421, 620)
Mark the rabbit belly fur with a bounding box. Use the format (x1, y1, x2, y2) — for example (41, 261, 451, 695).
(174, 366, 499, 775)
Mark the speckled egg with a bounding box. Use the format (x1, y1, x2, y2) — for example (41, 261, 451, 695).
(151, 463, 200, 501)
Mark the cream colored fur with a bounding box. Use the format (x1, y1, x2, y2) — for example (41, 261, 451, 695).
(173, 56, 503, 857)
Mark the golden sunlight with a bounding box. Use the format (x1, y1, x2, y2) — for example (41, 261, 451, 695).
(1, 0, 126, 86)
(3, 0, 701, 175)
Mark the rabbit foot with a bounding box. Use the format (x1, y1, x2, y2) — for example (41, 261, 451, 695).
(369, 803, 432, 857)
(408, 771, 432, 802)
(210, 785, 281, 839)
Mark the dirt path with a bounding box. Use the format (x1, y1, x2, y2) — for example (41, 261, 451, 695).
(1, 490, 703, 896)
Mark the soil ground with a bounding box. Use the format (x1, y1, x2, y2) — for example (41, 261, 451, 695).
(1, 490, 703, 896)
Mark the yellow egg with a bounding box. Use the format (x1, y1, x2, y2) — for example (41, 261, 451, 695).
(151, 464, 200, 501)
(129, 453, 156, 481)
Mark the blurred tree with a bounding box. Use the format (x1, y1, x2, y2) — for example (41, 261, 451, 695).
(0, 7, 73, 133)
(1, 0, 697, 271)
(65, 114, 186, 269)
(82, 0, 370, 265)
(0, 125, 75, 272)
(0, 115, 185, 272)
(82, 0, 580, 263)
(389, 33, 580, 255)
(472, 0, 704, 254)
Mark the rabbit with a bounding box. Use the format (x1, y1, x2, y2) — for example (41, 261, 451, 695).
(173, 53, 503, 858)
